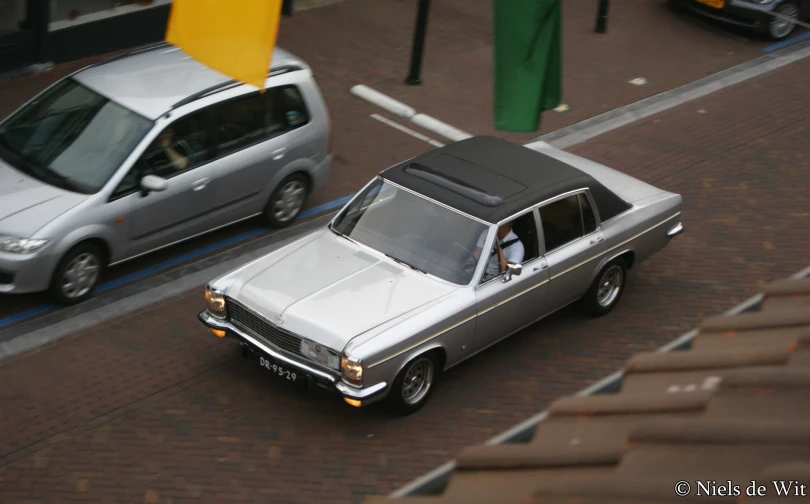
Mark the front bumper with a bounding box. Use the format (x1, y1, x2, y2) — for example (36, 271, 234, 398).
(672, 0, 784, 32)
(0, 248, 60, 294)
(198, 310, 388, 406)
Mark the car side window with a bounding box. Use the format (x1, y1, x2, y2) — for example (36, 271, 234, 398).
(579, 193, 597, 235)
(111, 110, 212, 198)
(211, 85, 310, 159)
(539, 194, 584, 253)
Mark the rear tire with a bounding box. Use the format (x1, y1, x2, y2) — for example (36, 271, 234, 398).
(263, 173, 309, 228)
(47, 242, 106, 306)
(386, 352, 440, 416)
(578, 257, 627, 317)
(769, 1, 799, 40)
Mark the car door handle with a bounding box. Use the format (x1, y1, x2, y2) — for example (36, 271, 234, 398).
(590, 235, 604, 244)
(533, 263, 548, 272)
(191, 178, 210, 191)
(272, 147, 286, 160)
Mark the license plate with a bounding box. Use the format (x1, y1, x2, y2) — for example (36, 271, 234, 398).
(259, 356, 299, 382)
(696, 0, 724, 9)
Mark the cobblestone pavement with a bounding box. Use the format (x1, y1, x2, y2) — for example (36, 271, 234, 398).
(0, 0, 782, 324)
(0, 49, 808, 504)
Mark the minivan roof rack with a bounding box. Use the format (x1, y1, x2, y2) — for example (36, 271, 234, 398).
(86, 41, 172, 70)
(169, 64, 303, 111)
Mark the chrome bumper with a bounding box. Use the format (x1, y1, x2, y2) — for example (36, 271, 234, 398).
(666, 222, 684, 238)
(198, 310, 387, 403)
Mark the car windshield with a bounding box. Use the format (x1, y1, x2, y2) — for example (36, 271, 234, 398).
(0, 77, 152, 194)
(330, 178, 491, 285)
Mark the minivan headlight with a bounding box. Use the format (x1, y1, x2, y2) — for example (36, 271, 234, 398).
(341, 356, 363, 384)
(0, 235, 48, 254)
(204, 286, 227, 318)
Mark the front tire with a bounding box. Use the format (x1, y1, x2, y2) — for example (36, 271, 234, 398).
(578, 257, 627, 317)
(263, 173, 309, 228)
(386, 352, 439, 415)
(48, 242, 106, 306)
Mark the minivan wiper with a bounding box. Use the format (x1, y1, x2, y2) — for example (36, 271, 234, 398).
(384, 253, 427, 275)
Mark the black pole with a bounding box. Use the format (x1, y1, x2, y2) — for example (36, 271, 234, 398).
(282, 0, 294, 17)
(595, 0, 609, 33)
(405, 0, 431, 85)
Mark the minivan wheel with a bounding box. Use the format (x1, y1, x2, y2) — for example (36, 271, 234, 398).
(386, 352, 439, 416)
(578, 257, 627, 317)
(48, 242, 106, 306)
(769, 2, 799, 40)
(263, 173, 309, 228)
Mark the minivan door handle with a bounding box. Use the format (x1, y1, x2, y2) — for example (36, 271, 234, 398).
(191, 177, 210, 191)
(272, 147, 287, 160)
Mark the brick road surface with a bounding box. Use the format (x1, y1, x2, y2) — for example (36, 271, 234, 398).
(1, 51, 809, 504)
(0, 0, 780, 324)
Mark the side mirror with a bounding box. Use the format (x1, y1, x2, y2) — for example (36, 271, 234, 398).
(502, 263, 522, 283)
(140, 174, 168, 195)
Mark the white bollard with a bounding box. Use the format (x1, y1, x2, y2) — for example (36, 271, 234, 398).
(350, 85, 416, 119)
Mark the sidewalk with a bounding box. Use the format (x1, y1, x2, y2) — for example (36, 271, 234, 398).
(1, 48, 808, 504)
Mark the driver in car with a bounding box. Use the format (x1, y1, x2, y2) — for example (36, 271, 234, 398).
(468, 221, 525, 281)
(155, 126, 188, 172)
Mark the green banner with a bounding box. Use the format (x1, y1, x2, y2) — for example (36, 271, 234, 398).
(493, 0, 562, 132)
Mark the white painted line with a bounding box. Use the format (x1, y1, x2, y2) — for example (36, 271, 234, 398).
(350, 85, 416, 119)
(370, 113, 445, 148)
(410, 113, 473, 143)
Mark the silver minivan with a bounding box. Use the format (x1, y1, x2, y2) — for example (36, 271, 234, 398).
(0, 43, 333, 305)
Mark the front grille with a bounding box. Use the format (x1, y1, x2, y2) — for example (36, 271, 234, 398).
(226, 298, 304, 356)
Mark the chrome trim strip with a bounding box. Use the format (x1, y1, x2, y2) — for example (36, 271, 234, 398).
(367, 312, 477, 369)
(336, 381, 387, 399)
(548, 211, 681, 282)
(199, 310, 338, 383)
(667, 222, 684, 238)
(368, 211, 682, 369)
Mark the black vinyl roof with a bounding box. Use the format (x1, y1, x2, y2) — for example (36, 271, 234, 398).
(380, 136, 631, 224)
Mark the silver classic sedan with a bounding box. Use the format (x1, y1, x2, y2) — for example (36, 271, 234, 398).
(199, 136, 684, 414)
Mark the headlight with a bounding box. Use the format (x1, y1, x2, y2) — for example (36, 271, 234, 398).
(341, 356, 363, 384)
(0, 235, 48, 254)
(204, 286, 227, 318)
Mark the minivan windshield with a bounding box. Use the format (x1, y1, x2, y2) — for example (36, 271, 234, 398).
(330, 178, 491, 285)
(0, 77, 153, 194)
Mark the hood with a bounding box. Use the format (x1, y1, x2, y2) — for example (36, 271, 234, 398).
(0, 159, 87, 236)
(225, 230, 457, 352)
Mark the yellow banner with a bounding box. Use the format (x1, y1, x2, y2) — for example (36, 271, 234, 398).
(166, 0, 283, 89)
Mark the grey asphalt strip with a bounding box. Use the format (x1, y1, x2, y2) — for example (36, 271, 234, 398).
(536, 38, 810, 150)
(0, 213, 334, 363)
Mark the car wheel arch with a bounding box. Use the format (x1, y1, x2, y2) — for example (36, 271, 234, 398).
(589, 248, 634, 285)
(390, 344, 447, 383)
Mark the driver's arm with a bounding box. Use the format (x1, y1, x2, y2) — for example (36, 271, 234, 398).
(164, 145, 188, 170)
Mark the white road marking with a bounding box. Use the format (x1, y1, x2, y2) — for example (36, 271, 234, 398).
(369, 113, 445, 147)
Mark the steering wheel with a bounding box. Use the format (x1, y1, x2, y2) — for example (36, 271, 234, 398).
(453, 242, 478, 273)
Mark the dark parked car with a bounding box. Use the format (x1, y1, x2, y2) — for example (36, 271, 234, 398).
(670, 0, 809, 40)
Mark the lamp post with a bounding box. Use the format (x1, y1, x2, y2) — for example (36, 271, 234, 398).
(405, 0, 431, 85)
(595, 0, 609, 33)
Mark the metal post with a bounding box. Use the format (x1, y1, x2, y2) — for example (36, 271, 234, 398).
(595, 0, 609, 33)
(282, 0, 293, 17)
(405, 0, 431, 86)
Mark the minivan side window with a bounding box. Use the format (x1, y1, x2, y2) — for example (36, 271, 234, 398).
(111, 110, 212, 198)
(212, 85, 310, 159)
